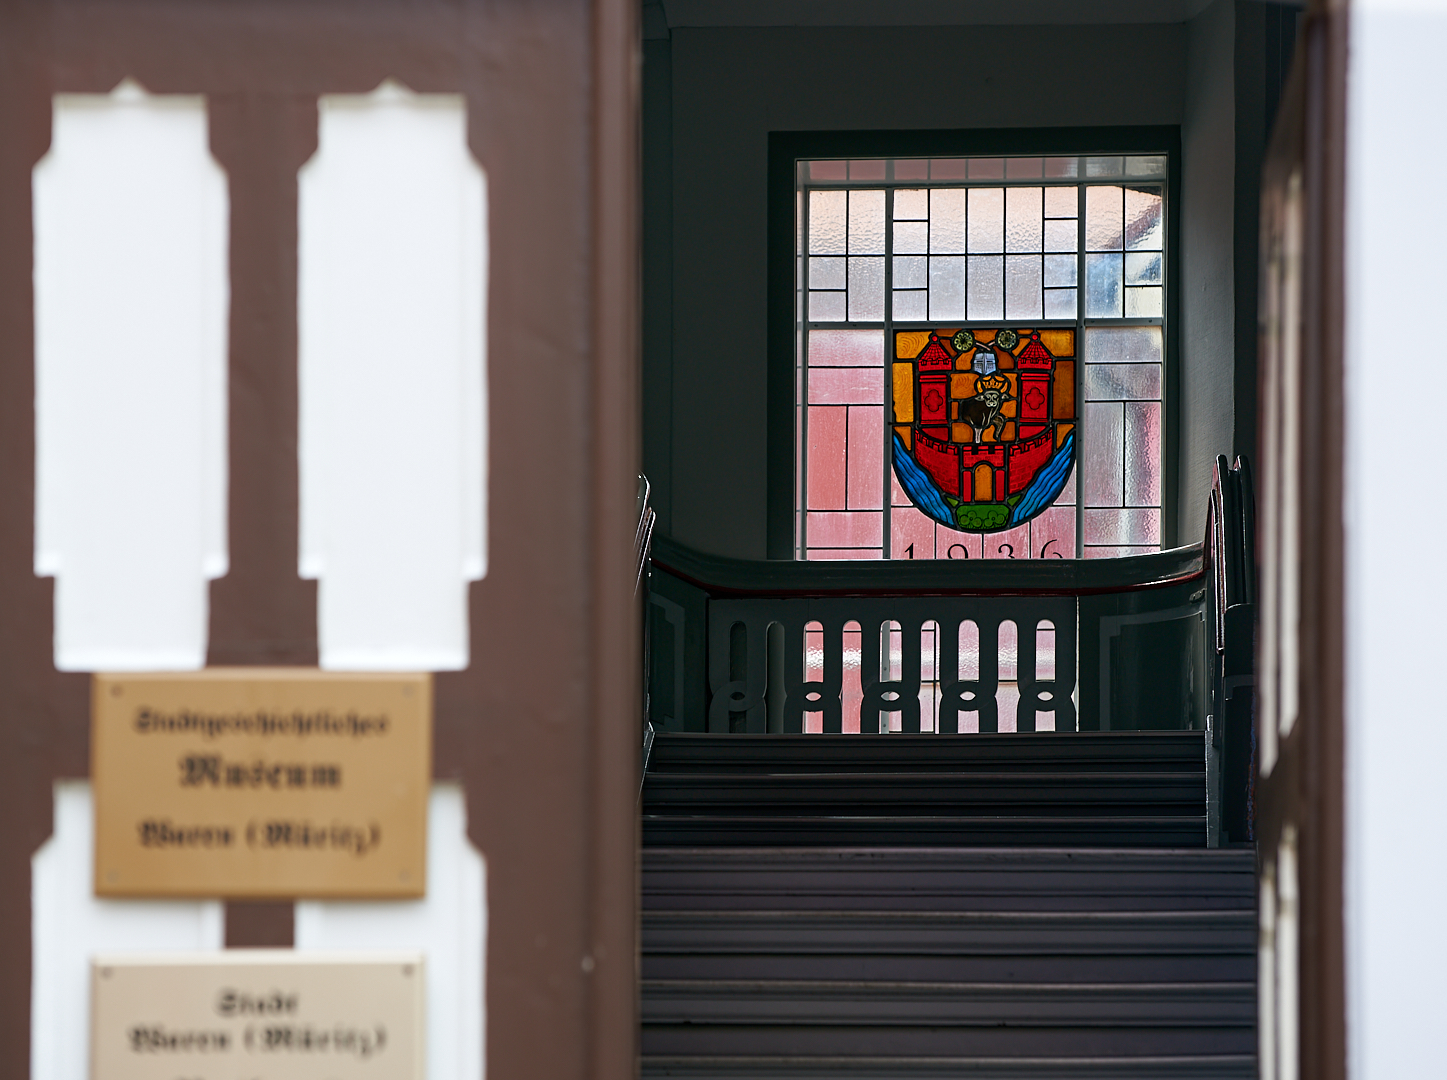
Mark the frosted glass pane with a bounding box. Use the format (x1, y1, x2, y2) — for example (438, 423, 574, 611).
(847, 406, 884, 510)
(1124, 250, 1162, 285)
(967, 256, 1004, 321)
(1004, 255, 1043, 320)
(930, 159, 968, 180)
(893, 290, 927, 320)
(848, 190, 886, 254)
(1083, 326, 1162, 364)
(849, 159, 886, 181)
(809, 256, 846, 289)
(1043, 288, 1077, 319)
(1082, 401, 1124, 506)
(929, 189, 965, 254)
(807, 511, 883, 547)
(969, 158, 1005, 179)
(806, 406, 847, 509)
(1043, 219, 1077, 253)
(848, 257, 885, 320)
(809, 291, 846, 321)
(1124, 401, 1162, 507)
(809, 328, 885, 365)
(894, 189, 928, 220)
(895, 159, 929, 181)
(1044, 157, 1080, 178)
(1085, 253, 1123, 318)
(1043, 186, 1077, 218)
(1124, 187, 1163, 250)
(1086, 156, 1124, 178)
(1043, 253, 1077, 287)
(1006, 157, 1044, 179)
(809, 190, 846, 254)
(894, 220, 928, 255)
(1124, 286, 1164, 317)
(928, 255, 966, 321)
(967, 187, 1004, 253)
(1084, 363, 1161, 401)
(1084, 507, 1160, 546)
(1085, 186, 1124, 250)
(1005, 187, 1043, 252)
(808, 366, 884, 405)
(808, 547, 883, 561)
(809, 161, 847, 181)
(1125, 156, 1166, 177)
(893, 255, 926, 289)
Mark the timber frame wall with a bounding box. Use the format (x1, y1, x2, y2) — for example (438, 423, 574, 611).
(1255, 1, 1347, 1075)
(0, 2, 640, 1078)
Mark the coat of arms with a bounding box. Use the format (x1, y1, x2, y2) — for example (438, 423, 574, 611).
(891, 327, 1076, 532)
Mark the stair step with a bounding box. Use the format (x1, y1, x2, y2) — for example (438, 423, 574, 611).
(643, 848, 1257, 912)
(644, 771, 1207, 811)
(643, 910, 1255, 955)
(640, 1054, 1256, 1079)
(649, 732, 1208, 774)
(644, 816, 1207, 848)
(643, 979, 1255, 1025)
(642, 1019, 1253, 1058)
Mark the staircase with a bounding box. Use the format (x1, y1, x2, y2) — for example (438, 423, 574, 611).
(639, 460, 1259, 1077)
(641, 732, 1255, 1078)
(641, 843, 1255, 1079)
(643, 731, 1210, 848)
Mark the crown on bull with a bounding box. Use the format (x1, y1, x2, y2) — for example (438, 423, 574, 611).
(978, 372, 1011, 396)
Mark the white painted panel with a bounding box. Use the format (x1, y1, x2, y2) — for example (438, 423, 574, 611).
(299, 81, 487, 671)
(31, 781, 224, 1080)
(33, 81, 228, 671)
(296, 783, 485, 1080)
(1345, 4, 1447, 1078)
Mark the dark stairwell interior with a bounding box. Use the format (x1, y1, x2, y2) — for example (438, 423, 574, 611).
(639, 4, 1293, 1073)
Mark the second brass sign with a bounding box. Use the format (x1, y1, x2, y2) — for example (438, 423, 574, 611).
(92, 669, 431, 898)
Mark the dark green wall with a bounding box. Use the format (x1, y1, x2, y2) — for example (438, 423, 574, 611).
(642, 2, 1296, 558)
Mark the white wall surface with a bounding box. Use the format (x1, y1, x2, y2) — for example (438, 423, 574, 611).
(31, 783, 483, 1080)
(299, 81, 487, 671)
(31, 782, 225, 1080)
(1344, 2, 1447, 1075)
(296, 783, 486, 1080)
(33, 81, 228, 671)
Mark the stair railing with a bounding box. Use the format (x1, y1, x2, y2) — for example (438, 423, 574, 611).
(644, 462, 1255, 829)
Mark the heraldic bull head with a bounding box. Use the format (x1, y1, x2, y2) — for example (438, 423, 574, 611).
(957, 372, 1014, 443)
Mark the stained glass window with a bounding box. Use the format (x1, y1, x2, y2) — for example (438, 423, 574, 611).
(796, 155, 1168, 560)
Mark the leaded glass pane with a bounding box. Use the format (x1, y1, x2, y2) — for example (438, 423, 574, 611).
(799, 155, 1167, 561)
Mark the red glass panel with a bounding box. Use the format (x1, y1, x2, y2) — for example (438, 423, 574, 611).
(986, 521, 1032, 560)
(842, 621, 863, 734)
(805, 547, 883, 560)
(1032, 505, 1076, 559)
(847, 406, 884, 510)
(808, 366, 884, 405)
(806, 406, 846, 510)
(807, 511, 883, 548)
(938, 529, 982, 561)
(891, 504, 936, 559)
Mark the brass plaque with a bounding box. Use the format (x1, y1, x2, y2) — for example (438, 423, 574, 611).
(91, 952, 424, 1080)
(93, 669, 430, 898)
